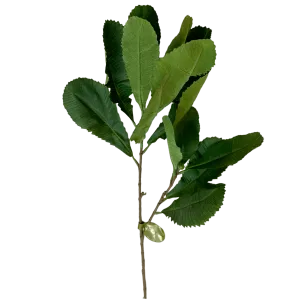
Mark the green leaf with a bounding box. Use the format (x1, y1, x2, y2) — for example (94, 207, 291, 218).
(147, 74, 203, 145)
(147, 103, 177, 145)
(171, 25, 212, 105)
(173, 75, 202, 104)
(129, 5, 161, 44)
(163, 116, 182, 173)
(188, 132, 264, 170)
(166, 15, 193, 54)
(142, 222, 165, 242)
(162, 183, 226, 227)
(109, 85, 134, 123)
(131, 39, 216, 143)
(168, 167, 227, 199)
(167, 137, 227, 199)
(174, 107, 200, 164)
(63, 78, 133, 157)
(164, 25, 212, 125)
(186, 25, 212, 43)
(103, 20, 134, 122)
(122, 17, 159, 111)
(173, 75, 208, 127)
(188, 136, 222, 163)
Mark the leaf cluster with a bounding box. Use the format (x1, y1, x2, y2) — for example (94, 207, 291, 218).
(63, 5, 264, 231)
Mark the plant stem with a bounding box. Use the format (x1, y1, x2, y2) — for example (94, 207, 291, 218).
(138, 141, 147, 299)
(142, 144, 151, 154)
(148, 172, 178, 222)
(132, 156, 139, 167)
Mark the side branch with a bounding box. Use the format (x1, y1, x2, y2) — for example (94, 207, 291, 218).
(148, 172, 178, 222)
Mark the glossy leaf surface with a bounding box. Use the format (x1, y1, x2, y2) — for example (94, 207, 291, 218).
(142, 222, 165, 242)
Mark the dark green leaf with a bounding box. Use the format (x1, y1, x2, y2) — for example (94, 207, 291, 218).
(166, 167, 227, 200)
(106, 68, 135, 122)
(188, 132, 264, 169)
(147, 103, 177, 145)
(63, 78, 133, 157)
(103, 20, 134, 122)
(174, 107, 200, 164)
(186, 25, 212, 43)
(129, 5, 161, 44)
(167, 137, 226, 199)
(162, 183, 226, 227)
(166, 15, 193, 54)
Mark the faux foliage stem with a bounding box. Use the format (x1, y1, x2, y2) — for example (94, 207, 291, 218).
(138, 141, 147, 299)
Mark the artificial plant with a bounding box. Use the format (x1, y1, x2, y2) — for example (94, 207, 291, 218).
(63, 5, 264, 299)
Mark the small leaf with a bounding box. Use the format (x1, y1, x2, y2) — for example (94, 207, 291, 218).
(142, 222, 165, 242)
(162, 183, 226, 227)
(186, 25, 212, 42)
(174, 107, 200, 164)
(122, 17, 159, 111)
(147, 103, 177, 145)
(130, 39, 216, 143)
(188, 132, 264, 169)
(173, 75, 208, 126)
(63, 78, 133, 157)
(163, 116, 182, 173)
(129, 5, 161, 44)
(166, 15, 193, 53)
(103, 20, 134, 122)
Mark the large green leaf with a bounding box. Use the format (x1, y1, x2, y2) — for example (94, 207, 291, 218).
(63, 78, 133, 157)
(188, 132, 264, 169)
(174, 107, 200, 164)
(172, 24, 212, 104)
(140, 222, 165, 242)
(129, 5, 161, 44)
(186, 25, 212, 42)
(130, 39, 216, 143)
(173, 75, 208, 126)
(103, 20, 134, 122)
(162, 183, 226, 227)
(166, 15, 193, 54)
(122, 17, 159, 112)
(163, 116, 182, 173)
(147, 103, 177, 145)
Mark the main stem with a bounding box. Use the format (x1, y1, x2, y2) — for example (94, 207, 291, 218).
(138, 141, 147, 299)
